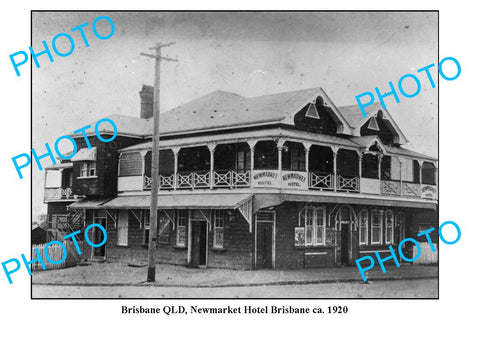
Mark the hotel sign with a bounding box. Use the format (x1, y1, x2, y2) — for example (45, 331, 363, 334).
(252, 170, 279, 188)
(281, 171, 308, 190)
(252, 170, 308, 190)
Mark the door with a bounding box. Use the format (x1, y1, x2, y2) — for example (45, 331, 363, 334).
(255, 210, 275, 269)
(340, 221, 350, 265)
(256, 221, 273, 269)
(190, 220, 207, 267)
(93, 217, 106, 258)
(336, 206, 357, 266)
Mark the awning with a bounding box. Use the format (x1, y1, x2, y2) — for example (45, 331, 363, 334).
(101, 193, 253, 210)
(71, 147, 97, 162)
(45, 162, 73, 170)
(253, 193, 437, 212)
(68, 197, 112, 209)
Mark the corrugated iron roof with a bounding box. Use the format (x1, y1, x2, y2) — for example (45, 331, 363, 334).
(157, 87, 323, 135)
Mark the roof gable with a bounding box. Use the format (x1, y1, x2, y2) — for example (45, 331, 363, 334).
(338, 103, 408, 145)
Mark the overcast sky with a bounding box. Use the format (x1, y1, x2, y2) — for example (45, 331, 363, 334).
(32, 11, 438, 217)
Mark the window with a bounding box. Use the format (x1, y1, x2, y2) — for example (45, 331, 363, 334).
(371, 210, 383, 245)
(236, 150, 250, 171)
(80, 161, 96, 178)
(117, 211, 128, 246)
(362, 153, 379, 179)
(297, 206, 326, 247)
(368, 117, 379, 130)
(213, 210, 225, 248)
(158, 215, 171, 245)
(290, 145, 306, 171)
(176, 210, 187, 247)
(359, 210, 368, 245)
(119, 152, 143, 176)
(305, 103, 320, 119)
(143, 211, 150, 244)
(315, 207, 324, 244)
(143, 211, 171, 245)
(385, 210, 394, 244)
(396, 211, 405, 248)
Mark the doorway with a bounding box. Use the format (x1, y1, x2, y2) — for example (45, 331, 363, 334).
(335, 206, 357, 266)
(340, 221, 350, 265)
(255, 210, 275, 269)
(190, 220, 207, 267)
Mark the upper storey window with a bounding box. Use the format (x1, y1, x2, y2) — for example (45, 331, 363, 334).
(119, 152, 143, 176)
(305, 103, 320, 119)
(367, 117, 379, 131)
(79, 161, 96, 178)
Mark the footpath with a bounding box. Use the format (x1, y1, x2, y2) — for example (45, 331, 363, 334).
(32, 262, 438, 287)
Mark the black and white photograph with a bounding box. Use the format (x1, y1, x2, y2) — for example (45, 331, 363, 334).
(30, 11, 439, 298)
(3, 2, 480, 338)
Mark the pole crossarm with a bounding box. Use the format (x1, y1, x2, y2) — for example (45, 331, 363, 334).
(150, 42, 176, 49)
(140, 52, 178, 62)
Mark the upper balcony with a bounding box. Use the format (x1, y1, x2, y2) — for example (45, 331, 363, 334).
(116, 129, 438, 202)
(44, 163, 83, 202)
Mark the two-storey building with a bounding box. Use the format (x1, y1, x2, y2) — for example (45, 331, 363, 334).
(43, 85, 438, 269)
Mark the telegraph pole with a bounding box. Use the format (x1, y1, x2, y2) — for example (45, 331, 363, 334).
(141, 42, 177, 282)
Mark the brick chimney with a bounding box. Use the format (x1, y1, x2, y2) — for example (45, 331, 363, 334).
(139, 84, 154, 119)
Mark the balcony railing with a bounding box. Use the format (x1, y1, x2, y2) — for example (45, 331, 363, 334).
(144, 170, 251, 190)
(402, 181, 421, 198)
(380, 180, 421, 198)
(214, 170, 251, 187)
(381, 180, 401, 196)
(139, 171, 435, 200)
(44, 187, 74, 201)
(309, 172, 334, 190)
(337, 175, 360, 192)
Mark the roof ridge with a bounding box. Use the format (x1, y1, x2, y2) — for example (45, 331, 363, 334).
(247, 86, 322, 99)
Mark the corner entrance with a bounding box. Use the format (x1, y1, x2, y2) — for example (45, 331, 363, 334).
(255, 210, 275, 269)
(190, 220, 207, 267)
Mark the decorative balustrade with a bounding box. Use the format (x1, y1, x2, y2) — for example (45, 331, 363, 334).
(139, 170, 434, 201)
(214, 170, 250, 188)
(337, 175, 359, 192)
(44, 187, 74, 201)
(144, 174, 176, 190)
(177, 171, 210, 189)
(381, 180, 401, 195)
(309, 172, 333, 190)
(402, 182, 421, 197)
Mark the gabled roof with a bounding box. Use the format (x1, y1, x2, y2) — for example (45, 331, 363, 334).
(157, 87, 353, 135)
(337, 103, 408, 144)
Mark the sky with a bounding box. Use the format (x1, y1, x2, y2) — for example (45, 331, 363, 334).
(32, 11, 438, 218)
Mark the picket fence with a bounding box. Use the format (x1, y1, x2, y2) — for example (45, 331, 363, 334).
(31, 241, 68, 271)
